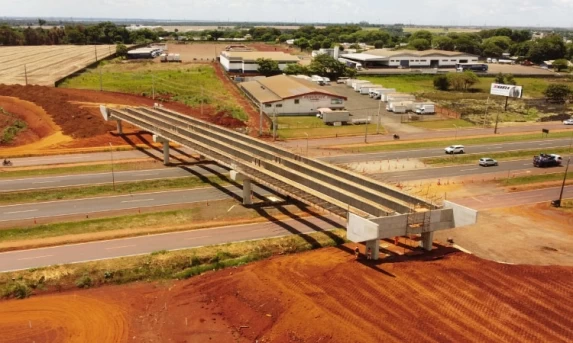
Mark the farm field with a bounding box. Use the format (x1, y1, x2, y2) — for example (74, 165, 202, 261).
(1, 246, 571, 342)
(0, 45, 118, 86)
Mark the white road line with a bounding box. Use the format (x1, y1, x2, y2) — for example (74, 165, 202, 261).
(105, 245, 136, 250)
(120, 198, 154, 203)
(460, 168, 478, 171)
(17, 255, 53, 261)
(183, 235, 212, 240)
(538, 143, 552, 145)
(4, 209, 38, 214)
(33, 180, 58, 184)
(136, 173, 159, 176)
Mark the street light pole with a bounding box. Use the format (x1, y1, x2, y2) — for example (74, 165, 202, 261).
(109, 142, 116, 191)
(376, 100, 381, 134)
(453, 124, 458, 139)
(304, 132, 309, 156)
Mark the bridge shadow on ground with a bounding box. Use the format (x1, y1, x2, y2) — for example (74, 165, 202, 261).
(117, 131, 198, 165)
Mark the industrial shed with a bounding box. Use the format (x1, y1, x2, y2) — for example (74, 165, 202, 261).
(340, 49, 479, 69)
(219, 51, 300, 73)
(240, 74, 347, 116)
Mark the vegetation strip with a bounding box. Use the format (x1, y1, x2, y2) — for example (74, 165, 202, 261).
(498, 171, 573, 186)
(0, 176, 228, 205)
(423, 147, 573, 166)
(340, 131, 573, 153)
(0, 229, 347, 299)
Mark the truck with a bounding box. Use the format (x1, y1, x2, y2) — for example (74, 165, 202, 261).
(371, 88, 396, 100)
(533, 153, 563, 168)
(415, 103, 435, 114)
(352, 80, 371, 91)
(160, 53, 181, 63)
(368, 88, 385, 98)
(391, 105, 407, 114)
(387, 101, 414, 112)
(358, 84, 375, 94)
(319, 109, 351, 125)
(385, 94, 416, 103)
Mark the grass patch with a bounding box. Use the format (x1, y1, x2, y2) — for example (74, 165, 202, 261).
(499, 171, 573, 186)
(0, 175, 228, 205)
(59, 62, 247, 122)
(423, 147, 573, 166)
(341, 131, 573, 153)
(407, 119, 476, 129)
(0, 229, 347, 298)
(277, 116, 384, 139)
(0, 161, 166, 179)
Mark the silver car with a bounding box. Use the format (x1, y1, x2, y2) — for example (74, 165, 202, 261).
(479, 158, 498, 167)
(563, 119, 573, 125)
(445, 145, 465, 154)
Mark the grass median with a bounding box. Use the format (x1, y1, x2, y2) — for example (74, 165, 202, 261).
(423, 147, 572, 166)
(0, 229, 347, 299)
(0, 175, 229, 205)
(340, 131, 573, 153)
(277, 116, 385, 139)
(498, 171, 573, 186)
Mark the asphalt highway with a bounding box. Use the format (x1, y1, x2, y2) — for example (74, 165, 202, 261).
(0, 185, 271, 222)
(0, 164, 229, 192)
(0, 214, 346, 272)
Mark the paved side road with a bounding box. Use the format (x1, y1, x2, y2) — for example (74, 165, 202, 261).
(0, 215, 345, 272)
(453, 186, 573, 210)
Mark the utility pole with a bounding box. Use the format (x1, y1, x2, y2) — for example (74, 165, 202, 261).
(364, 121, 368, 144)
(94, 45, 98, 62)
(493, 111, 500, 134)
(304, 132, 309, 156)
(259, 102, 263, 136)
(556, 158, 571, 207)
(376, 100, 381, 134)
(273, 107, 277, 141)
(24, 64, 28, 86)
(152, 74, 155, 100)
(99, 66, 103, 91)
(109, 142, 116, 191)
(483, 95, 490, 128)
(200, 86, 203, 116)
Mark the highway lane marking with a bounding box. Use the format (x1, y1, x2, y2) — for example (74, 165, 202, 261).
(120, 198, 155, 203)
(4, 209, 38, 214)
(17, 255, 53, 261)
(538, 143, 552, 145)
(33, 180, 58, 184)
(136, 173, 159, 176)
(105, 245, 136, 250)
(183, 235, 212, 240)
(460, 168, 478, 171)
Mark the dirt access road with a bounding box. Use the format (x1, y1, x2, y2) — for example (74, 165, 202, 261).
(1, 247, 571, 342)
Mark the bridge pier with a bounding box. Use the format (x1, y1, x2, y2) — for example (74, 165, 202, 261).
(116, 120, 123, 134)
(421, 231, 434, 251)
(229, 170, 252, 206)
(365, 239, 380, 260)
(152, 135, 170, 165)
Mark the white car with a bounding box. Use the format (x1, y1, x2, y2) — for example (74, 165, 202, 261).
(563, 119, 573, 125)
(445, 145, 465, 154)
(479, 158, 498, 167)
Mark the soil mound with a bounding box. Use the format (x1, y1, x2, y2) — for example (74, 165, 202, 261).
(0, 96, 59, 146)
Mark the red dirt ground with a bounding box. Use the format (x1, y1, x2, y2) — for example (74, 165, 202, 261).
(1, 247, 572, 342)
(0, 84, 247, 149)
(0, 96, 58, 146)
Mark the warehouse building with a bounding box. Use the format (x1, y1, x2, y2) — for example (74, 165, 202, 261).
(340, 49, 479, 69)
(219, 51, 300, 73)
(240, 74, 346, 116)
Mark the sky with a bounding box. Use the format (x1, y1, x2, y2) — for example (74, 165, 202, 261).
(2, 0, 573, 28)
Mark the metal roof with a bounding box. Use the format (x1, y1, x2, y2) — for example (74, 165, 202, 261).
(221, 51, 300, 62)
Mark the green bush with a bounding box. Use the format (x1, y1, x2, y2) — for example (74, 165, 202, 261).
(433, 74, 450, 91)
(75, 275, 93, 289)
(1, 282, 32, 299)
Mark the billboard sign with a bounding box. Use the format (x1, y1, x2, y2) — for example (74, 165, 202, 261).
(490, 83, 523, 98)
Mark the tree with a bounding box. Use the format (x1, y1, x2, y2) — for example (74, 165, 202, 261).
(294, 38, 309, 50)
(543, 84, 571, 103)
(552, 59, 569, 72)
(409, 30, 433, 42)
(433, 74, 450, 90)
(321, 39, 333, 49)
(481, 36, 512, 57)
(115, 43, 128, 58)
(309, 54, 348, 79)
(256, 58, 281, 76)
(432, 36, 454, 50)
(373, 40, 384, 49)
(494, 72, 505, 84)
(38, 19, 46, 27)
(447, 71, 479, 91)
(410, 38, 430, 51)
(283, 63, 310, 75)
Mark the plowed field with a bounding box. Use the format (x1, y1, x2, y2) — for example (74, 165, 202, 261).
(2, 247, 571, 342)
(0, 45, 117, 86)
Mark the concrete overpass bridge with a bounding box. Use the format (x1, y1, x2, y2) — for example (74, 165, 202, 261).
(101, 106, 477, 259)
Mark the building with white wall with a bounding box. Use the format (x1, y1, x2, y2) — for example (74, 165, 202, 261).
(219, 51, 300, 73)
(240, 75, 347, 116)
(340, 49, 479, 69)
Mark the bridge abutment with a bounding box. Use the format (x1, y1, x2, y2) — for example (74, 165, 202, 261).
(421, 231, 434, 251)
(365, 239, 380, 260)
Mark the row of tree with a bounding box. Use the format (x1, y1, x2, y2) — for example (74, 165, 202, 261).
(0, 22, 159, 46)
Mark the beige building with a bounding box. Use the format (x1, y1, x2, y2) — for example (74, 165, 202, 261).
(340, 49, 479, 69)
(240, 75, 347, 116)
(219, 51, 300, 73)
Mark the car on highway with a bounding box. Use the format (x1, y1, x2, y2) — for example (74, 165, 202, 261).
(479, 158, 498, 167)
(445, 145, 465, 154)
(563, 118, 573, 125)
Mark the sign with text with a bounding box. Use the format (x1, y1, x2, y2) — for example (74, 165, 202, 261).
(490, 83, 523, 98)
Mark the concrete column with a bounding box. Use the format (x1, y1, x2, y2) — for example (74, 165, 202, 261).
(162, 141, 170, 165)
(421, 232, 434, 251)
(116, 120, 123, 134)
(242, 178, 253, 206)
(198, 155, 206, 161)
(365, 239, 380, 260)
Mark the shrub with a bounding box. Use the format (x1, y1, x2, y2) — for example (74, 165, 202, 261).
(2, 282, 31, 299)
(433, 75, 450, 90)
(75, 275, 93, 289)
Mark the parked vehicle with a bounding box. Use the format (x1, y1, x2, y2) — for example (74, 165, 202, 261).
(336, 77, 349, 84)
(372, 88, 396, 100)
(479, 158, 498, 167)
(563, 119, 573, 125)
(533, 153, 562, 168)
(415, 104, 435, 114)
(358, 84, 375, 94)
(445, 145, 465, 154)
(321, 110, 351, 125)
